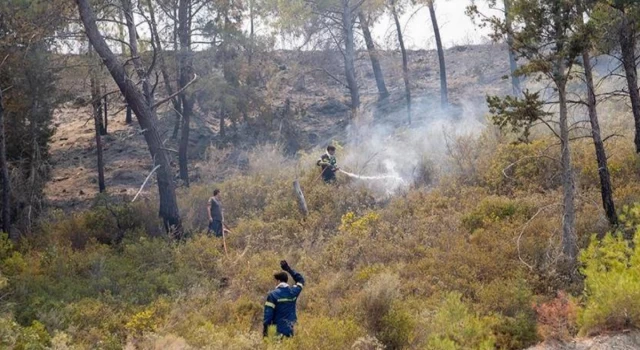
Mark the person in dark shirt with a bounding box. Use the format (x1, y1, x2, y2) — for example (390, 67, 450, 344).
(207, 189, 224, 237)
(263, 260, 305, 338)
(316, 145, 339, 184)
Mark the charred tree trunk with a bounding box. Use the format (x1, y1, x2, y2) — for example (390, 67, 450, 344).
(178, 0, 194, 186)
(504, 0, 521, 95)
(358, 12, 389, 101)
(342, 0, 360, 117)
(579, 10, 617, 227)
(76, 0, 182, 233)
(428, 1, 448, 108)
(90, 50, 106, 193)
(618, 8, 640, 153)
(0, 88, 11, 237)
(390, 0, 411, 124)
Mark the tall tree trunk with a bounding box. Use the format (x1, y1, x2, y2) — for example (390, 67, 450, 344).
(102, 92, 108, 135)
(76, 0, 182, 233)
(249, 0, 255, 67)
(358, 12, 389, 100)
(557, 63, 577, 272)
(145, 0, 181, 136)
(89, 49, 106, 193)
(390, 0, 411, 124)
(342, 0, 360, 117)
(119, 8, 133, 125)
(504, 0, 521, 95)
(118, 9, 127, 56)
(121, 0, 150, 101)
(0, 88, 11, 237)
(580, 9, 617, 227)
(178, 0, 194, 186)
(428, 1, 448, 108)
(618, 8, 640, 153)
(172, 7, 182, 139)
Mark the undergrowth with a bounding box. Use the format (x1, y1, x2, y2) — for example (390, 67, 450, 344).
(0, 129, 639, 349)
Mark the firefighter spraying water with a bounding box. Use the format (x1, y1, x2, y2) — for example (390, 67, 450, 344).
(316, 145, 406, 188)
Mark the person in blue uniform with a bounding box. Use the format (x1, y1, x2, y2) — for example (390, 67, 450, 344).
(263, 260, 305, 338)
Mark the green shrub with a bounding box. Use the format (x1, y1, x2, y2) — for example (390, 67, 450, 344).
(358, 273, 413, 349)
(15, 320, 51, 350)
(476, 278, 538, 349)
(462, 196, 533, 232)
(481, 140, 560, 194)
(425, 292, 496, 350)
(278, 316, 365, 350)
(578, 232, 640, 335)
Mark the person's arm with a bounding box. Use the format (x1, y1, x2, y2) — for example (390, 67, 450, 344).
(289, 268, 305, 297)
(281, 260, 305, 297)
(207, 199, 212, 222)
(263, 293, 277, 337)
(317, 155, 329, 167)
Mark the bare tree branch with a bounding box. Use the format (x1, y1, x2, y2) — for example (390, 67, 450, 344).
(151, 73, 198, 110)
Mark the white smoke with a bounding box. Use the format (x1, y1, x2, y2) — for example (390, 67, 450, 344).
(338, 98, 487, 195)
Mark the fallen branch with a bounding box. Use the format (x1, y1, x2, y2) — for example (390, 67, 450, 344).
(151, 73, 198, 110)
(131, 164, 161, 202)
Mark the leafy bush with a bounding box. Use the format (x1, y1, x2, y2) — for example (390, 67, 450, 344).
(358, 273, 413, 349)
(481, 140, 560, 194)
(578, 232, 640, 335)
(462, 196, 533, 233)
(277, 316, 365, 350)
(424, 292, 496, 350)
(476, 278, 538, 349)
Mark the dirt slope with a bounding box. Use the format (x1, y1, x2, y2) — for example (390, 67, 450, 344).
(527, 331, 640, 350)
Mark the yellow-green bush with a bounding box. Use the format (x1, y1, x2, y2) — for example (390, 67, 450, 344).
(275, 316, 365, 350)
(462, 196, 534, 233)
(424, 292, 496, 350)
(578, 232, 640, 335)
(476, 278, 538, 349)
